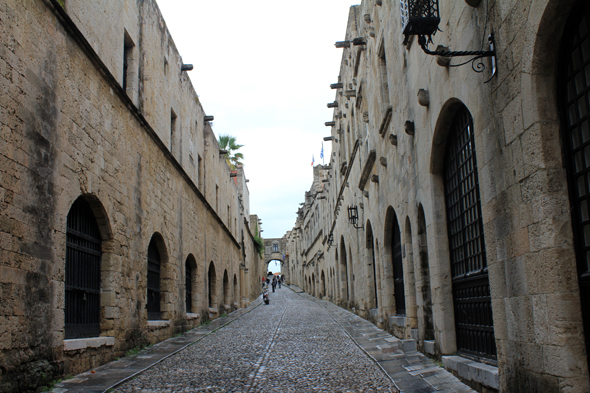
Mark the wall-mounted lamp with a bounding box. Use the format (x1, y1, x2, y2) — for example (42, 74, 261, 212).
(181, 64, 193, 71)
(328, 233, 336, 246)
(400, 0, 496, 81)
(347, 206, 363, 229)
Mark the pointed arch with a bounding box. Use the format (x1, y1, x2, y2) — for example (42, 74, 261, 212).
(147, 233, 168, 320)
(384, 206, 405, 315)
(208, 262, 217, 309)
(185, 254, 197, 314)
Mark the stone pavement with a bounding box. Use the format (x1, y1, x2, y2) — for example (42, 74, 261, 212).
(52, 285, 474, 393)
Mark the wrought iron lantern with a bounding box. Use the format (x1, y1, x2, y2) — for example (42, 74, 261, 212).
(347, 206, 363, 229)
(400, 0, 440, 45)
(400, 0, 496, 80)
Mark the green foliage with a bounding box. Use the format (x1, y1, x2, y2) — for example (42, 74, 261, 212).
(218, 134, 244, 169)
(124, 345, 146, 357)
(221, 313, 228, 318)
(41, 379, 62, 392)
(57, 0, 65, 7)
(253, 223, 264, 258)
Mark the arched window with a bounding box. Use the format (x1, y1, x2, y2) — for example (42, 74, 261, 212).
(185, 260, 192, 313)
(147, 238, 161, 320)
(65, 197, 101, 339)
(443, 105, 495, 360)
(559, 0, 590, 365)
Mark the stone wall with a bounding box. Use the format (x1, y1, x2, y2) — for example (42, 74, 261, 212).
(0, 0, 260, 392)
(286, 0, 590, 392)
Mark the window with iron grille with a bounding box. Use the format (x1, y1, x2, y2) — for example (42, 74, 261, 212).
(443, 105, 496, 361)
(186, 261, 192, 313)
(559, 0, 590, 369)
(65, 197, 101, 339)
(147, 238, 161, 320)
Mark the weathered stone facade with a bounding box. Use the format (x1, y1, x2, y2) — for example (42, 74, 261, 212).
(0, 0, 261, 392)
(286, 1, 590, 392)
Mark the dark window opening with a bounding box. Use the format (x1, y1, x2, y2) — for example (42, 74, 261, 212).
(559, 0, 590, 371)
(147, 238, 161, 320)
(65, 197, 102, 339)
(443, 105, 496, 362)
(186, 261, 192, 313)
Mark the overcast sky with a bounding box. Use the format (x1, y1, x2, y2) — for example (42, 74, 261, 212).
(157, 1, 357, 239)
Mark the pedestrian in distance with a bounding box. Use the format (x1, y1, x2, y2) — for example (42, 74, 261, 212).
(271, 277, 277, 292)
(278, 277, 281, 289)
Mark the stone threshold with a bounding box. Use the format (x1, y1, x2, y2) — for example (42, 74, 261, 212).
(443, 355, 499, 391)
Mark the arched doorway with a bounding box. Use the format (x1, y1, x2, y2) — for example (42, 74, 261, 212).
(558, 0, 590, 365)
(443, 104, 495, 360)
(339, 238, 349, 302)
(321, 270, 326, 297)
(185, 254, 197, 314)
(223, 270, 229, 306)
(386, 208, 405, 315)
(366, 221, 378, 309)
(208, 262, 217, 309)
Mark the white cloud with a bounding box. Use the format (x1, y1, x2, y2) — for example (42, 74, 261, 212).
(158, 0, 352, 238)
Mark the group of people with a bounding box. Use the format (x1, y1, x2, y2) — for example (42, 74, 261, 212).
(262, 274, 285, 293)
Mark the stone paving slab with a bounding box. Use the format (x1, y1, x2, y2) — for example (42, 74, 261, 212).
(51, 301, 262, 393)
(298, 292, 475, 393)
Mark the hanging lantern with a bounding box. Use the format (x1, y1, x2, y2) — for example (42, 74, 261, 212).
(400, 0, 440, 44)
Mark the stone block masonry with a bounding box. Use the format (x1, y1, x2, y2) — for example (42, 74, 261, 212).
(0, 0, 261, 392)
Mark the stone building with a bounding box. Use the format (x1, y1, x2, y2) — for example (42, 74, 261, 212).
(286, 0, 590, 392)
(0, 0, 261, 391)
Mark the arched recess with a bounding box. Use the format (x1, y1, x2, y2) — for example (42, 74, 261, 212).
(442, 104, 496, 361)
(404, 216, 417, 324)
(147, 233, 169, 320)
(208, 262, 217, 309)
(65, 196, 104, 339)
(348, 245, 355, 303)
(223, 270, 230, 306)
(233, 274, 239, 306)
(366, 221, 378, 309)
(321, 270, 326, 298)
(185, 254, 197, 314)
(417, 205, 434, 341)
(384, 206, 405, 315)
(339, 237, 349, 302)
(312, 272, 316, 296)
(558, 0, 590, 369)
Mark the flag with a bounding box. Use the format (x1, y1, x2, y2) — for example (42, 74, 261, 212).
(311, 154, 315, 166)
(320, 142, 324, 163)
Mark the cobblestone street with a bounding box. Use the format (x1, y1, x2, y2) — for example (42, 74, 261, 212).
(54, 286, 474, 393)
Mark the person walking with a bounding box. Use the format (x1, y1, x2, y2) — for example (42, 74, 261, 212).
(278, 277, 281, 289)
(271, 276, 277, 292)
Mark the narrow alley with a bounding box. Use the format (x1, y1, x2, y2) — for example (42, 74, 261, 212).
(54, 286, 474, 393)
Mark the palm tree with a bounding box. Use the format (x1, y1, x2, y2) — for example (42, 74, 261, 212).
(218, 134, 244, 169)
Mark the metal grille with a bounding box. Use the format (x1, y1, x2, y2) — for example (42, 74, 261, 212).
(444, 106, 496, 361)
(400, 0, 440, 37)
(392, 216, 406, 315)
(186, 262, 192, 313)
(560, 0, 590, 368)
(147, 239, 161, 320)
(65, 198, 101, 339)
